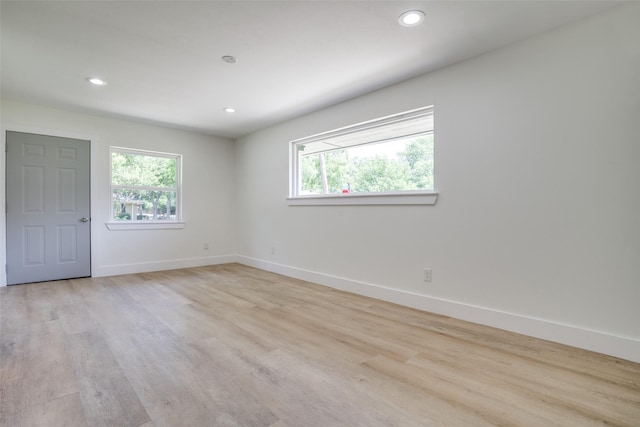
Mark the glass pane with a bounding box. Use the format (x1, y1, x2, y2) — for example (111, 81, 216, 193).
(112, 152, 176, 187)
(112, 189, 177, 220)
(297, 108, 433, 156)
(299, 134, 433, 195)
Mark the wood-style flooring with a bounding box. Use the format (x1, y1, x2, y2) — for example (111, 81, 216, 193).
(1, 263, 639, 426)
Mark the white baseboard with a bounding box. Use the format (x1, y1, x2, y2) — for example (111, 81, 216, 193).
(92, 254, 237, 278)
(236, 255, 640, 364)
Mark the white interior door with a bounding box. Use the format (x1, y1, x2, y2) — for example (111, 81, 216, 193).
(6, 131, 91, 285)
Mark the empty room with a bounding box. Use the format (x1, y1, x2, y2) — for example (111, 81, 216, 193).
(1, 1, 639, 426)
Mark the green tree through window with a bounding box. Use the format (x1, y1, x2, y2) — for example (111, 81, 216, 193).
(111, 148, 180, 221)
(299, 135, 433, 195)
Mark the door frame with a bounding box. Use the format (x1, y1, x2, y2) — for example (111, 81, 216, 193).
(1, 123, 96, 286)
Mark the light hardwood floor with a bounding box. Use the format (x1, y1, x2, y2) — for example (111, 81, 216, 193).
(1, 263, 638, 426)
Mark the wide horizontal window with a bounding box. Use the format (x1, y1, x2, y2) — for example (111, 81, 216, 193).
(290, 106, 435, 201)
(110, 147, 182, 222)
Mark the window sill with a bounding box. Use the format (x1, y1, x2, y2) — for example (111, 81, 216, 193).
(105, 221, 185, 230)
(287, 191, 438, 206)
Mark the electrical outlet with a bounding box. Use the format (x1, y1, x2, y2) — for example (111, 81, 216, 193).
(423, 268, 432, 282)
(271, 246, 276, 255)
(203, 242, 209, 250)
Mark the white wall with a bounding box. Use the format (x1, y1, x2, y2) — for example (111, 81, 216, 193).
(234, 4, 640, 362)
(1, 100, 236, 282)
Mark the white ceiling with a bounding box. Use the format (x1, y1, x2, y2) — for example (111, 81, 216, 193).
(1, 1, 620, 139)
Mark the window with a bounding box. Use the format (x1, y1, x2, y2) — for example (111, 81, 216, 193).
(110, 147, 181, 223)
(289, 106, 436, 205)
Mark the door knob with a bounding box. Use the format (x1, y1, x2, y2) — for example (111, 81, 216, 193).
(81, 217, 90, 222)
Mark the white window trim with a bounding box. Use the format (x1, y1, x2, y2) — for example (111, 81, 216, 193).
(289, 106, 437, 205)
(287, 191, 438, 206)
(105, 221, 185, 230)
(108, 146, 183, 230)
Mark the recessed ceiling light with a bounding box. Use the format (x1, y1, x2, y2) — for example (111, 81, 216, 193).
(399, 10, 425, 27)
(223, 107, 236, 113)
(86, 77, 107, 86)
(221, 55, 237, 64)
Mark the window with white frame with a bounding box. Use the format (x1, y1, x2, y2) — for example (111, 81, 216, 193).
(290, 106, 435, 203)
(111, 147, 181, 222)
